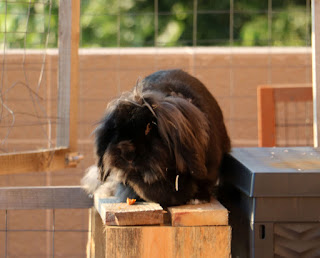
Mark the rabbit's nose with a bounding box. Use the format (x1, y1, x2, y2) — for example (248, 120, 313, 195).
(121, 149, 135, 162)
(118, 141, 135, 162)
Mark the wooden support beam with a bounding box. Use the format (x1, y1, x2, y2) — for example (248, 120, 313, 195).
(0, 186, 93, 209)
(312, 0, 320, 147)
(257, 85, 276, 147)
(57, 0, 80, 151)
(69, 0, 80, 152)
(0, 147, 83, 175)
(0, 147, 69, 175)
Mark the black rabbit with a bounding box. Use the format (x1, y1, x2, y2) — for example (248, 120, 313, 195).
(82, 69, 230, 207)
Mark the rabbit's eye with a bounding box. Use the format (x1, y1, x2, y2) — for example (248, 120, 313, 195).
(145, 123, 152, 135)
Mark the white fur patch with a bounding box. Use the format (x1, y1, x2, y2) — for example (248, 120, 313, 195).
(187, 199, 208, 205)
(94, 178, 118, 197)
(81, 165, 119, 197)
(81, 165, 101, 194)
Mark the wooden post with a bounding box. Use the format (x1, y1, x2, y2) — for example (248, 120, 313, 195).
(57, 0, 80, 152)
(312, 0, 320, 147)
(257, 86, 276, 147)
(90, 194, 231, 258)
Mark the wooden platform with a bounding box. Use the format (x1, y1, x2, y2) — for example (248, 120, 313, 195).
(88, 194, 231, 258)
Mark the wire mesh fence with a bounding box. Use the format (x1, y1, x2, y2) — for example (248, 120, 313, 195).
(0, 186, 92, 258)
(1, 209, 91, 258)
(79, 0, 311, 48)
(0, 170, 93, 258)
(0, 0, 57, 154)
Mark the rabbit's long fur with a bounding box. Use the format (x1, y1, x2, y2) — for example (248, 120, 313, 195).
(82, 69, 230, 207)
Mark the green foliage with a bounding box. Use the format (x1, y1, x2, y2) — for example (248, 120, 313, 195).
(0, 0, 311, 48)
(240, 6, 311, 46)
(0, 1, 58, 49)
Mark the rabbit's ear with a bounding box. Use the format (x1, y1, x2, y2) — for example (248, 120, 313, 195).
(154, 96, 210, 179)
(94, 109, 117, 181)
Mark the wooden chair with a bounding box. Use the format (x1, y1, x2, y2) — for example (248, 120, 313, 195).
(257, 84, 313, 147)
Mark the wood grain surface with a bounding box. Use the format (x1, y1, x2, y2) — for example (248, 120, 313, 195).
(90, 209, 231, 258)
(168, 199, 229, 226)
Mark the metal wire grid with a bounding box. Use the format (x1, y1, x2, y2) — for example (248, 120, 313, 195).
(79, 0, 311, 47)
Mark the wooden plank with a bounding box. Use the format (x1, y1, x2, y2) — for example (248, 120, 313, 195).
(263, 84, 311, 90)
(257, 85, 276, 147)
(168, 199, 229, 226)
(274, 85, 312, 102)
(312, 0, 320, 147)
(99, 202, 163, 226)
(0, 186, 93, 210)
(0, 147, 69, 175)
(94, 193, 164, 226)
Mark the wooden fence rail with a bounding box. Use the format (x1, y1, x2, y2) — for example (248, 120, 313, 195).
(0, 186, 93, 210)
